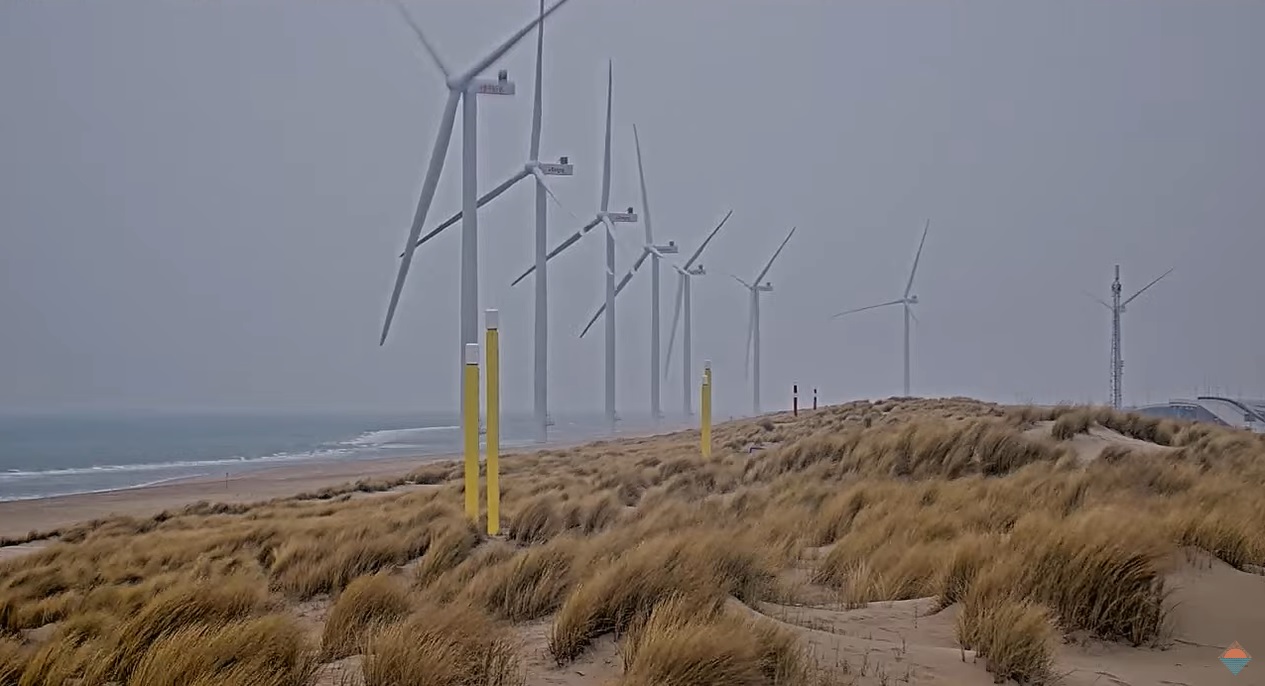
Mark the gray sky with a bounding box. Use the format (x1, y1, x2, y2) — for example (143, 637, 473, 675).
(2, 0, 1262, 416)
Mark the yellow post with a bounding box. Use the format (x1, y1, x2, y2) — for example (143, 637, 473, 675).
(485, 309, 501, 536)
(701, 360, 712, 458)
(462, 343, 480, 521)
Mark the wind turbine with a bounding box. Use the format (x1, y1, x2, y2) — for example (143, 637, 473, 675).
(510, 62, 637, 431)
(831, 219, 931, 398)
(731, 227, 796, 416)
(378, 0, 576, 444)
(1086, 264, 1174, 410)
(664, 209, 734, 416)
(575, 125, 679, 422)
(397, 0, 576, 443)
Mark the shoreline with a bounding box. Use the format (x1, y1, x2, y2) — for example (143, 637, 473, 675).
(0, 422, 690, 540)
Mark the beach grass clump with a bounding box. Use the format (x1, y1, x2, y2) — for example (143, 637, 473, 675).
(464, 536, 581, 622)
(0, 637, 25, 684)
(956, 589, 1056, 685)
(548, 529, 775, 664)
(321, 573, 412, 660)
(126, 614, 315, 686)
(618, 594, 806, 686)
(360, 603, 522, 686)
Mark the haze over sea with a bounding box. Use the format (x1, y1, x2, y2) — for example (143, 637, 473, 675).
(0, 410, 641, 502)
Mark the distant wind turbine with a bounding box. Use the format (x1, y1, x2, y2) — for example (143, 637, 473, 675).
(664, 210, 734, 416)
(576, 125, 679, 422)
(1085, 264, 1174, 410)
(378, 0, 576, 444)
(510, 62, 637, 431)
(831, 219, 931, 398)
(398, 0, 577, 443)
(731, 227, 796, 416)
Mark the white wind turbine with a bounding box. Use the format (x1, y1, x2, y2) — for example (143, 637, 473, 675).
(397, 0, 577, 443)
(663, 209, 734, 417)
(510, 62, 637, 431)
(731, 227, 796, 417)
(575, 125, 680, 422)
(830, 219, 931, 398)
(378, 0, 575, 441)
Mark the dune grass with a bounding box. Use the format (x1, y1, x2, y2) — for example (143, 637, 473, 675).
(0, 397, 1262, 684)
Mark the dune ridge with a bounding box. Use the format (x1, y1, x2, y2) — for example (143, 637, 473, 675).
(1, 397, 1263, 685)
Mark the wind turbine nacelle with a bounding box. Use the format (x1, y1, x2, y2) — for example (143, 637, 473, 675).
(654, 241, 679, 254)
(472, 73, 516, 95)
(606, 208, 638, 223)
(689, 265, 705, 276)
(538, 157, 574, 176)
(758, 282, 774, 292)
(907, 295, 919, 304)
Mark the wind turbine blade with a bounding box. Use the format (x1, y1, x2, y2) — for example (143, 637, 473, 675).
(904, 218, 930, 299)
(380, 89, 461, 346)
(830, 299, 905, 319)
(729, 273, 752, 290)
(510, 218, 598, 287)
(1082, 290, 1112, 310)
(633, 124, 653, 245)
(663, 276, 684, 379)
(744, 299, 754, 381)
(1123, 267, 1174, 306)
(600, 61, 613, 212)
(756, 226, 796, 283)
(684, 209, 733, 269)
(580, 249, 650, 339)
(388, 0, 450, 79)
(909, 308, 921, 326)
(529, 0, 544, 160)
(458, 0, 574, 85)
(601, 215, 617, 241)
(407, 169, 529, 254)
(530, 168, 581, 223)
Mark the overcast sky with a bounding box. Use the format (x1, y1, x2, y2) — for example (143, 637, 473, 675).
(1, 0, 1262, 417)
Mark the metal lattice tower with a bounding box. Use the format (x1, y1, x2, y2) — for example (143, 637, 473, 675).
(1110, 265, 1123, 410)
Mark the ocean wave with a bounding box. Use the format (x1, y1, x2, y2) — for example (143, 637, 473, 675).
(0, 446, 359, 481)
(346, 425, 459, 447)
(0, 473, 208, 503)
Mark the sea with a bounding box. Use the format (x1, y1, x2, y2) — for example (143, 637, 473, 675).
(0, 410, 643, 503)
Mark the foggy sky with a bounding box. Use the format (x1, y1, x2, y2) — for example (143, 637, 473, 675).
(2, 0, 1263, 417)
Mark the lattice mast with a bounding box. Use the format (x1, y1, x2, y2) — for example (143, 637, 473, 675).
(1110, 265, 1123, 410)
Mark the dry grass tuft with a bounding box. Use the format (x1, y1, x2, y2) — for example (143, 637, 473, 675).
(548, 530, 776, 664)
(321, 573, 412, 660)
(464, 537, 580, 621)
(0, 637, 25, 684)
(957, 593, 1056, 685)
(360, 603, 522, 686)
(619, 594, 806, 686)
(127, 614, 315, 686)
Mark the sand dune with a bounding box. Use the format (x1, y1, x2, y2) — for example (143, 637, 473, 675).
(1, 398, 1262, 685)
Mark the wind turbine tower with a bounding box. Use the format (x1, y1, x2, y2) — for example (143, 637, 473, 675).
(398, 0, 577, 443)
(831, 220, 932, 397)
(379, 0, 575, 445)
(510, 62, 638, 432)
(732, 227, 796, 416)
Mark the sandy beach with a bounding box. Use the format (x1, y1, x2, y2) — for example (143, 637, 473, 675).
(0, 425, 657, 540)
(0, 452, 449, 540)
